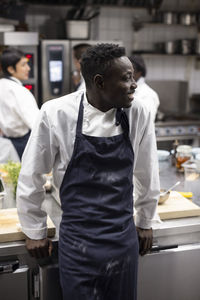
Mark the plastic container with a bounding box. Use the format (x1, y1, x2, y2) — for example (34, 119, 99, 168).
(176, 145, 192, 172)
(182, 160, 200, 197)
(65, 20, 90, 39)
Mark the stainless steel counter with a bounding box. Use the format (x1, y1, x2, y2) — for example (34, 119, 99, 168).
(1, 161, 200, 299)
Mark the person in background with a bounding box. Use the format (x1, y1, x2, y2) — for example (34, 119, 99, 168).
(129, 54, 160, 121)
(72, 43, 91, 91)
(0, 47, 39, 160)
(17, 44, 160, 300)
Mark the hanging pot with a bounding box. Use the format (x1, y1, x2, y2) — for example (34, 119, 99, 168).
(155, 41, 178, 54)
(178, 39, 193, 55)
(179, 13, 196, 25)
(162, 12, 178, 24)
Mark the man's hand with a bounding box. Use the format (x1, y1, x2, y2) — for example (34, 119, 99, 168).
(136, 227, 153, 256)
(25, 237, 53, 259)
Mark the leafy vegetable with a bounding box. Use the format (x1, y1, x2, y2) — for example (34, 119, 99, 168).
(0, 161, 21, 197)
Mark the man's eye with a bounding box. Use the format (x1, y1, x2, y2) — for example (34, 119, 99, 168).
(124, 75, 132, 81)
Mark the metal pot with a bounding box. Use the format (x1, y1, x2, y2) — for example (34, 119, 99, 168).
(178, 39, 193, 55)
(179, 13, 196, 25)
(155, 41, 178, 54)
(164, 41, 177, 54)
(162, 12, 178, 24)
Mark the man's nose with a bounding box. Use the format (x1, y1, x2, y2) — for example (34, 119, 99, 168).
(131, 78, 137, 90)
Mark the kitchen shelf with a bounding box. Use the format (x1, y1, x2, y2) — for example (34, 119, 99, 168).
(140, 54, 200, 56)
(142, 22, 198, 27)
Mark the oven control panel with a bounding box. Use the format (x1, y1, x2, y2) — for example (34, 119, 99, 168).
(155, 123, 200, 141)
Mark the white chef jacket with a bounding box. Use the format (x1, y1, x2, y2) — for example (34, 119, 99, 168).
(0, 77, 39, 137)
(17, 90, 160, 240)
(134, 77, 160, 121)
(76, 74, 86, 91)
(0, 137, 20, 163)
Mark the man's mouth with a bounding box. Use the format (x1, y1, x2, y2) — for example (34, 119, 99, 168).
(127, 91, 135, 100)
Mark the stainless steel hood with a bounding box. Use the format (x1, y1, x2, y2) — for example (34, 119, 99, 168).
(146, 80, 189, 114)
(0, 31, 39, 46)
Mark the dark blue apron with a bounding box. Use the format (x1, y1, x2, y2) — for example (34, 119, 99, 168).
(59, 95, 139, 300)
(7, 130, 31, 160)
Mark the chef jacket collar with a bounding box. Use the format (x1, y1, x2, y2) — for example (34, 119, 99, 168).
(9, 76, 23, 85)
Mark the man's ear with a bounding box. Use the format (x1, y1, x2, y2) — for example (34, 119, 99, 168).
(93, 74, 104, 89)
(7, 66, 15, 75)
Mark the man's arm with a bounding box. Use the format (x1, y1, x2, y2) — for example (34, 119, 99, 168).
(25, 237, 53, 259)
(132, 107, 160, 255)
(136, 227, 153, 256)
(17, 106, 57, 258)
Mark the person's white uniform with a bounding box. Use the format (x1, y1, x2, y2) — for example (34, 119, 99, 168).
(134, 77, 160, 121)
(0, 77, 39, 137)
(17, 90, 160, 239)
(0, 137, 20, 163)
(76, 74, 86, 91)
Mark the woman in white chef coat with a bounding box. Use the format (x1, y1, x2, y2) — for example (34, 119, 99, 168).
(0, 47, 39, 159)
(129, 55, 160, 121)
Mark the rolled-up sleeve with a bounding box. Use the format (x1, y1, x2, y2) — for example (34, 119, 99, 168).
(16, 105, 58, 239)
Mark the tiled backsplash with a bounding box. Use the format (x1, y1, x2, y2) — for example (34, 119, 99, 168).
(25, 4, 200, 99)
(97, 7, 200, 98)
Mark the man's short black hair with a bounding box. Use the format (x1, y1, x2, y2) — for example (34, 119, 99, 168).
(81, 43, 126, 88)
(129, 55, 146, 77)
(0, 47, 25, 76)
(73, 43, 92, 60)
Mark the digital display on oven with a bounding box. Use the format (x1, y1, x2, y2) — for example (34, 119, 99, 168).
(49, 60, 63, 82)
(25, 53, 34, 78)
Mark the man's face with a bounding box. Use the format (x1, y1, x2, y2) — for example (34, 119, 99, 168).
(8, 57, 30, 81)
(100, 56, 137, 110)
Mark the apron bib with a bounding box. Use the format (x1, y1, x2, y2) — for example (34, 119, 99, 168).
(7, 130, 30, 160)
(59, 95, 139, 300)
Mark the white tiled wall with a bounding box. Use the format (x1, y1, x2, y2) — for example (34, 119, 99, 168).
(25, 3, 200, 98)
(96, 6, 200, 98)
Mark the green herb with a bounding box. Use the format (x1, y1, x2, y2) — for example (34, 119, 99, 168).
(0, 161, 21, 197)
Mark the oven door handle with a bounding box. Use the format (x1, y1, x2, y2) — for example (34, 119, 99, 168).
(151, 244, 178, 253)
(0, 260, 19, 274)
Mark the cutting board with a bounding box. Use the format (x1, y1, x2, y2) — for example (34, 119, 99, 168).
(157, 191, 200, 220)
(0, 208, 56, 243)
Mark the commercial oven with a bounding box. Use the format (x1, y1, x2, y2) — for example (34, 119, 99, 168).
(0, 31, 39, 103)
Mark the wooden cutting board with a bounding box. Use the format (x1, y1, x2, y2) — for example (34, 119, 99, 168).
(157, 191, 200, 220)
(0, 208, 56, 243)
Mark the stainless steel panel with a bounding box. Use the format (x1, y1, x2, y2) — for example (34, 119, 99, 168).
(39, 263, 63, 300)
(0, 267, 29, 300)
(146, 80, 189, 114)
(138, 244, 200, 300)
(0, 32, 39, 45)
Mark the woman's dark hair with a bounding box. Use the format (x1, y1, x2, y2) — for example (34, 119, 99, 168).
(0, 47, 25, 76)
(128, 55, 146, 77)
(80, 43, 126, 88)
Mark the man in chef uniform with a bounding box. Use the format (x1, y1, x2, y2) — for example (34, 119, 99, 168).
(72, 43, 91, 91)
(17, 44, 160, 300)
(129, 55, 160, 121)
(0, 47, 39, 159)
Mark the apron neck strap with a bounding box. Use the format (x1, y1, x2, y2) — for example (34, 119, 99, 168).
(115, 108, 129, 134)
(76, 94, 130, 135)
(76, 93, 84, 135)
